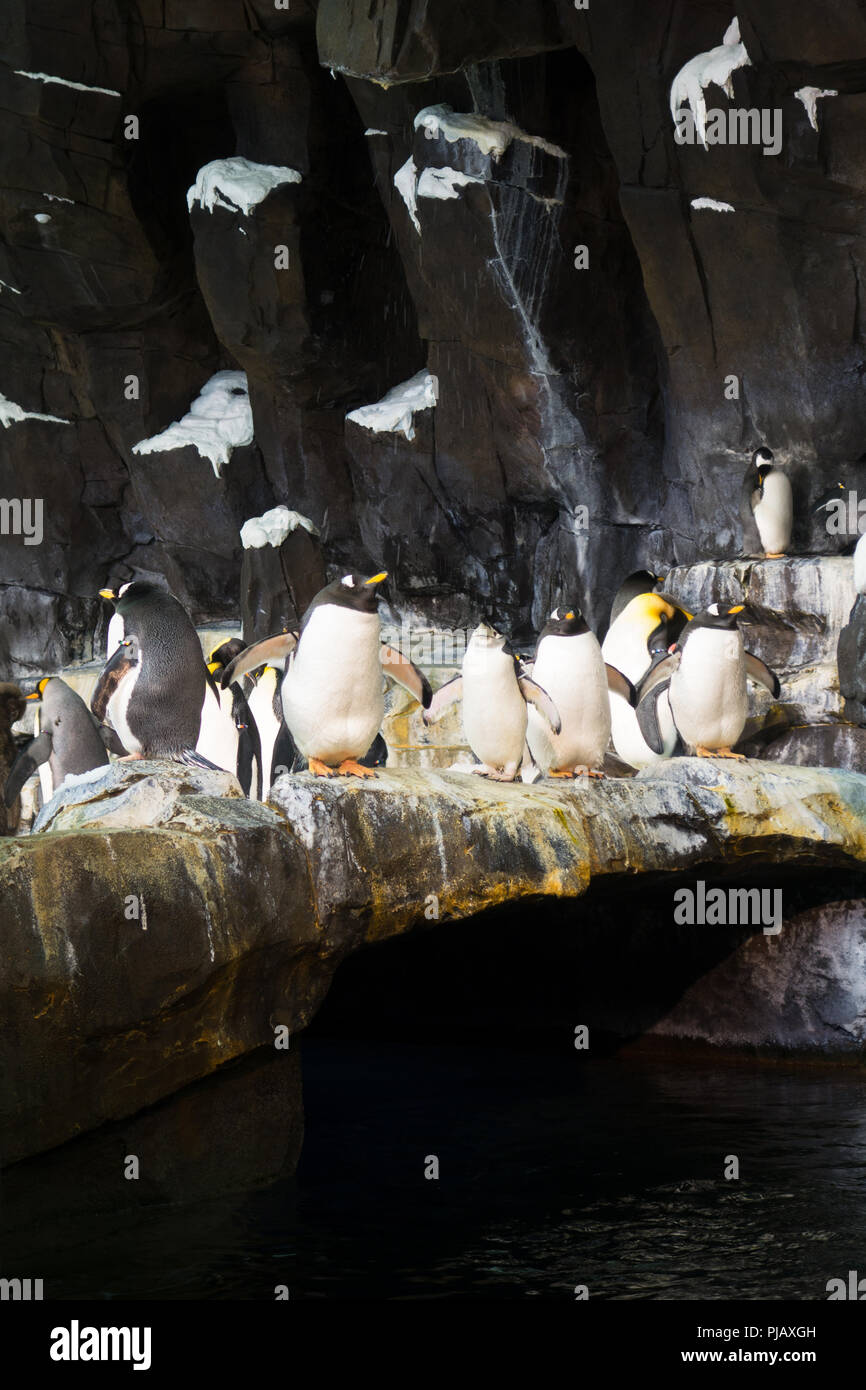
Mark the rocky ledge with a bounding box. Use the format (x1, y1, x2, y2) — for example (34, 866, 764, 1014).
(2, 757, 866, 1172)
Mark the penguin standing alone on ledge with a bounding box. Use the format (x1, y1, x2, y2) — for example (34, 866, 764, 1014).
(742, 447, 793, 558)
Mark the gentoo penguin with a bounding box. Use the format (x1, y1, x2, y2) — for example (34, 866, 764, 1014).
(0, 682, 26, 832)
(602, 591, 691, 768)
(742, 448, 793, 557)
(221, 571, 430, 777)
(4, 677, 109, 811)
(423, 621, 561, 781)
(93, 583, 218, 765)
(204, 639, 262, 798)
(636, 603, 780, 759)
(525, 607, 635, 778)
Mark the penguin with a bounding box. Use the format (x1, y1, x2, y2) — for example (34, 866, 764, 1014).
(0, 682, 26, 832)
(93, 583, 219, 767)
(855, 532, 866, 596)
(204, 639, 262, 798)
(635, 603, 780, 759)
(4, 677, 109, 811)
(601, 591, 691, 768)
(220, 571, 430, 777)
(742, 447, 793, 557)
(525, 607, 635, 778)
(423, 621, 561, 781)
(607, 571, 666, 631)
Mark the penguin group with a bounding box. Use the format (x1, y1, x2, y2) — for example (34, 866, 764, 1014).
(13, 434, 856, 817)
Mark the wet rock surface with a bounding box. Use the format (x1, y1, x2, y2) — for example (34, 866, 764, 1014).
(3, 757, 866, 1166)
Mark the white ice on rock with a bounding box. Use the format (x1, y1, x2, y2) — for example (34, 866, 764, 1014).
(795, 86, 838, 132)
(417, 166, 484, 201)
(187, 158, 302, 216)
(365, 128, 387, 136)
(347, 371, 438, 441)
(691, 197, 735, 212)
(132, 371, 253, 478)
(669, 17, 752, 150)
(394, 157, 420, 233)
(0, 392, 70, 427)
(240, 505, 319, 550)
(413, 104, 566, 160)
(60, 765, 112, 792)
(0, 280, 22, 295)
(14, 69, 121, 96)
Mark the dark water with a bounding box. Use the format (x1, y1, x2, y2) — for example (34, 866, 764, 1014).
(5, 1041, 866, 1300)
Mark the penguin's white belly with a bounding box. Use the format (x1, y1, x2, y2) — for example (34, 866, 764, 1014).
(196, 684, 239, 772)
(34, 708, 53, 801)
(106, 611, 124, 660)
(670, 629, 748, 750)
(283, 607, 383, 763)
(854, 534, 866, 595)
(609, 690, 677, 768)
(107, 662, 143, 754)
(601, 618, 652, 685)
(754, 473, 792, 554)
(248, 674, 279, 794)
(462, 649, 526, 770)
(527, 634, 609, 771)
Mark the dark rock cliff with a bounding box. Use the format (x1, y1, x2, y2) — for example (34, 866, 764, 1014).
(2, 2, 866, 672)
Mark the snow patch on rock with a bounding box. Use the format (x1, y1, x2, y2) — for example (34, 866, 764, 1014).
(795, 86, 837, 132)
(14, 69, 121, 96)
(394, 157, 420, 233)
(132, 371, 253, 477)
(240, 505, 319, 550)
(187, 158, 302, 216)
(417, 166, 484, 201)
(669, 17, 752, 150)
(691, 197, 735, 212)
(0, 392, 70, 427)
(347, 371, 438, 441)
(414, 104, 566, 160)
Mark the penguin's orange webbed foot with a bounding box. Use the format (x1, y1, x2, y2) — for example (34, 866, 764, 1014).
(548, 768, 575, 779)
(335, 758, 377, 778)
(696, 745, 746, 761)
(308, 757, 336, 777)
(764, 552, 785, 559)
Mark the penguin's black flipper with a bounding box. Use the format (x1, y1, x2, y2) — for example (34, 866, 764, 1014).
(98, 725, 127, 757)
(423, 675, 463, 725)
(170, 749, 223, 771)
(605, 664, 637, 706)
(379, 644, 432, 708)
(636, 650, 680, 700)
(745, 652, 781, 697)
(360, 732, 388, 768)
(517, 676, 561, 735)
(4, 731, 52, 807)
(221, 632, 298, 689)
(635, 679, 673, 756)
(92, 639, 140, 721)
(231, 686, 263, 798)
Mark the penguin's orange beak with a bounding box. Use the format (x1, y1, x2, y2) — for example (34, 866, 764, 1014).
(99, 588, 115, 600)
(728, 605, 745, 615)
(365, 571, 388, 585)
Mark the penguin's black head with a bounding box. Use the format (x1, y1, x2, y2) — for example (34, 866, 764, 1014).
(752, 446, 775, 484)
(99, 581, 163, 614)
(209, 637, 246, 671)
(681, 602, 745, 640)
(306, 571, 387, 623)
(540, 605, 589, 639)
